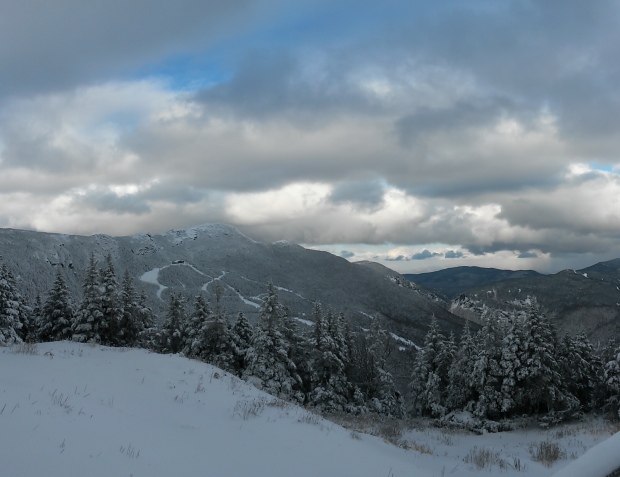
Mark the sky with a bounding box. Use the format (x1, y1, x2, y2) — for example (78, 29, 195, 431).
(1, 0, 620, 274)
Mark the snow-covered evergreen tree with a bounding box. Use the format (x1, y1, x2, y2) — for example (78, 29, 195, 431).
(471, 314, 504, 419)
(72, 253, 105, 343)
(558, 333, 599, 412)
(446, 320, 477, 411)
(38, 270, 74, 342)
(0, 263, 26, 345)
(604, 346, 620, 418)
(514, 306, 566, 415)
(410, 316, 447, 417)
(243, 283, 302, 402)
(98, 254, 122, 345)
(183, 293, 211, 358)
(307, 307, 350, 412)
(117, 270, 144, 347)
(159, 293, 188, 354)
(200, 290, 237, 373)
(231, 312, 254, 375)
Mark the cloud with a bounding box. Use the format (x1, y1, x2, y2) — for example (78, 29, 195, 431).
(411, 249, 441, 261)
(1, 1, 620, 274)
(340, 250, 355, 259)
(518, 251, 538, 259)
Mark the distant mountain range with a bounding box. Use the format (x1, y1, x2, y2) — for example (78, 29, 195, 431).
(0, 224, 465, 346)
(405, 267, 542, 299)
(441, 259, 620, 345)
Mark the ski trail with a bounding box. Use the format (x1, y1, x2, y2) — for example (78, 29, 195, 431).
(225, 284, 261, 309)
(140, 267, 168, 300)
(202, 270, 227, 292)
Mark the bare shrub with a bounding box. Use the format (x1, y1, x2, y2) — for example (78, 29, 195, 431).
(233, 398, 266, 420)
(464, 446, 509, 470)
(13, 342, 38, 355)
(529, 440, 565, 467)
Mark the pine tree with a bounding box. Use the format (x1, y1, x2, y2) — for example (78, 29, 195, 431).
(0, 263, 27, 345)
(243, 283, 302, 402)
(558, 333, 599, 412)
(72, 253, 104, 343)
(410, 316, 447, 417)
(471, 314, 504, 419)
(446, 320, 477, 411)
(117, 270, 144, 347)
(98, 254, 122, 345)
(183, 294, 211, 358)
(159, 293, 188, 354)
(308, 307, 350, 412)
(514, 306, 565, 415)
(201, 290, 236, 372)
(38, 270, 74, 342)
(231, 312, 254, 375)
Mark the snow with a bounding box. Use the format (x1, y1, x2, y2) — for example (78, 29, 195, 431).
(2, 342, 619, 477)
(550, 430, 620, 477)
(583, 273, 589, 278)
(293, 317, 314, 327)
(139, 267, 167, 300)
(389, 332, 419, 349)
(225, 284, 261, 309)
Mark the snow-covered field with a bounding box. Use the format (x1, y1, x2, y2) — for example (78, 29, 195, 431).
(1, 342, 618, 477)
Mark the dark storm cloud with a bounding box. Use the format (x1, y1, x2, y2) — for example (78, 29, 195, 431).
(518, 252, 538, 259)
(444, 250, 463, 259)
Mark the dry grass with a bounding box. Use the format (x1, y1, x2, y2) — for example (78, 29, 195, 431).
(529, 440, 565, 467)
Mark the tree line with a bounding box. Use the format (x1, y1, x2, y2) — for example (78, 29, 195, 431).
(2, 257, 620, 424)
(410, 307, 620, 427)
(0, 257, 402, 416)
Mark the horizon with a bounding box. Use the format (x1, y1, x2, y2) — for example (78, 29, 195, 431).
(1, 2, 620, 274)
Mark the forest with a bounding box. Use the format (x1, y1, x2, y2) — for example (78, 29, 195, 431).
(1, 257, 620, 430)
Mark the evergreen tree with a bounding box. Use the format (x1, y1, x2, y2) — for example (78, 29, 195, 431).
(0, 263, 27, 345)
(514, 306, 566, 415)
(308, 307, 350, 412)
(558, 333, 599, 412)
(231, 312, 254, 375)
(604, 347, 620, 418)
(446, 320, 477, 411)
(183, 293, 211, 358)
(99, 254, 122, 345)
(117, 270, 144, 347)
(38, 270, 74, 342)
(471, 314, 504, 419)
(72, 253, 104, 343)
(159, 293, 188, 354)
(201, 290, 237, 372)
(410, 316, 447, 417)
(243, 283, 302, 402)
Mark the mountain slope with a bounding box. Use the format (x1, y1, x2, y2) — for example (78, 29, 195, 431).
(0, 224, 465, 344)
(449, 259, 620, 343)
(405, 266, 542, 299)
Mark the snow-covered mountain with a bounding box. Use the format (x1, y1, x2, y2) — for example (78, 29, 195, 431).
(0, 224, 464, 344)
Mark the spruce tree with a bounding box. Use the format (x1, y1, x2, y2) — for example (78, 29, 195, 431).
(117, 270, 144, 347)
(183, 294, 211, 358)
(0, 263, 27, 345)
(243, 283, 302, 402)
(39, 270, 74, 342)
(231, 312, 254, 375)
(72, 253, 105, 343)
(159, 293, 188, 354)
(446, 320, 477, 411)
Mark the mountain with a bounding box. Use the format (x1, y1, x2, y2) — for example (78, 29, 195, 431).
(405, 266, 542, 299)
(0, 224, 465, 345)
(449, 259, 620, 344)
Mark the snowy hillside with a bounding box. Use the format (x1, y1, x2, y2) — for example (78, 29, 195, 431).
(0, 224, 464, 344)
(2, 342, 619, 477)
